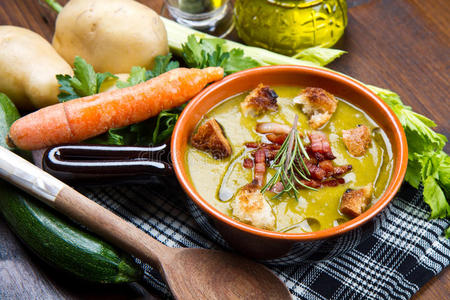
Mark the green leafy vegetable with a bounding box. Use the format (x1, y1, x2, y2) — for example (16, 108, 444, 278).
(293, 46, 347, 66)
(368, 85, 449, 231)
(116, 54, 179, 88)
(116, 66, 149, 89)
(163, 18, 346, 68)
(152, 106, 184, 146)
(182, 35, 260, 74)
(56, 56, 117, 102)
(0, 93, 20, 150)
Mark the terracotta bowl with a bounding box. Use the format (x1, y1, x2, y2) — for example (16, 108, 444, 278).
(171, 66, 408, 263)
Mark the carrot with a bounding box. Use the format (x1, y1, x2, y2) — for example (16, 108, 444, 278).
(7, 67, 224, 150)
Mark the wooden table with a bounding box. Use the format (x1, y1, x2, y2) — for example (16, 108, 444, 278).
(0, 0, 448, 299)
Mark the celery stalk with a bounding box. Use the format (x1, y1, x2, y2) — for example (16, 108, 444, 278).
(161, 17, 344, 68)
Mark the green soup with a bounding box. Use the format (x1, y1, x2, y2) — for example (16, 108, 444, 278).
(186, 86, 393, 233)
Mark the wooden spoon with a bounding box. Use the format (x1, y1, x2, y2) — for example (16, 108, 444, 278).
(0, 147, 291, 300)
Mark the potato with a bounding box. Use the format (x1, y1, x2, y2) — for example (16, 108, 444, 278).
(53, 0, 169, 74)
(0, 26, 73, 110)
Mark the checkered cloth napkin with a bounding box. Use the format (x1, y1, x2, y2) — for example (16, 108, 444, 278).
(81, 177, 449, 300)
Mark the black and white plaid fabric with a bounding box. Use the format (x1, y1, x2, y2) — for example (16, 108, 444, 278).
(81, 177, 450, 300)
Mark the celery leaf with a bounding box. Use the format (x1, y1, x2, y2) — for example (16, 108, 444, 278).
(423, 176, 449, 219)
(294, 47, 347, 66)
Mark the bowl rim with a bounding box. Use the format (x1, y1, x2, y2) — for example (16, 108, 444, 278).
(171, 65, 408, 241)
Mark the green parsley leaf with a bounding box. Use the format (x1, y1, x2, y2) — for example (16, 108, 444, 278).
(182, 35, 259, 75)
(152, 105, 185, 145)
(148, 53, 180, 78)
(56, 56, 117, 102)
(56, 74, 78, 102)
(116, 54, 180, 88)
(116, 66, 149, 88)
(224, 48, 260, 74)
(71, 56, 97, 96)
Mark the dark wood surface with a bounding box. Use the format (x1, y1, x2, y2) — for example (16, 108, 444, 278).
(0, 0, 448, 299)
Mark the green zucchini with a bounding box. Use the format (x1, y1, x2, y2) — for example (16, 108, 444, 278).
(0, 93, 20, 149)
(0, 93, 142, 283)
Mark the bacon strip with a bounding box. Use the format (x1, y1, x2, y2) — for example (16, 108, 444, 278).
(318, 160, 352, 178)
(307, 131, 336, 161)
(253, 149, 266, 187)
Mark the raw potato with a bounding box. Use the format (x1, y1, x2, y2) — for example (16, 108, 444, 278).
(0, 26, 73, 110)
(53, 0, 169, 74)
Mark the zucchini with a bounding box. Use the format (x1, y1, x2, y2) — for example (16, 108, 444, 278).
(0, 93, 142, 283)
(0, 93, 20, 149)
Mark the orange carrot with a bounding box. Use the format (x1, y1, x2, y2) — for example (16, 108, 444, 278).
(7, 67, 224, 150)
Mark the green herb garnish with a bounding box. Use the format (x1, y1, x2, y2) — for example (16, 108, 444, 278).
(57, 56, 117, 102)
(261, 115, 317, 199)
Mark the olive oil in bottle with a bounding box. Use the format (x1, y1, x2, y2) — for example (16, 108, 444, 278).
(234, 0, 347, 55)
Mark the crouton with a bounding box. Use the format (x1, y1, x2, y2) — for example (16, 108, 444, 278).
(191, 119, 232, 159)
(340, 184, 373, 218)
(342, 125, 371, 157)
(231, 183, 276, 230)
(240, 84, 278, 117)
(294, 87, 338, 129)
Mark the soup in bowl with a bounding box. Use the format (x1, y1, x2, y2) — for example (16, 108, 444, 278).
(171, 66, 407, 261)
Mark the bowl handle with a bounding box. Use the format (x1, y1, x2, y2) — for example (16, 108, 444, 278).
(41, 143, 173, 185)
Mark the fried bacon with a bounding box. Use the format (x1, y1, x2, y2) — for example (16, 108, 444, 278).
(243, 158, 254, 169)
(307, 131, 336, 161)
(243, 130, 350, 193)
(318, 160, 352, 178)
(247, 143, 281, 161)
(253, 149, 267, 187)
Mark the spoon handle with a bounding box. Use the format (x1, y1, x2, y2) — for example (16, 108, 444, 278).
(0, 146, 168, 268)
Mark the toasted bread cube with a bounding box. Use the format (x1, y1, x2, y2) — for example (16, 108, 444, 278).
(340, 184, 373, 218)
(191, 119, 232, 159)
(342, 125, 371, 157)
(231, 184, 276, 230)
(294, 87, 338, 129)
(240, 84, 278, 117)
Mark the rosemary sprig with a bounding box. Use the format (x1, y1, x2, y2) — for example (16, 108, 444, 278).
(261, 115, 317, 199)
